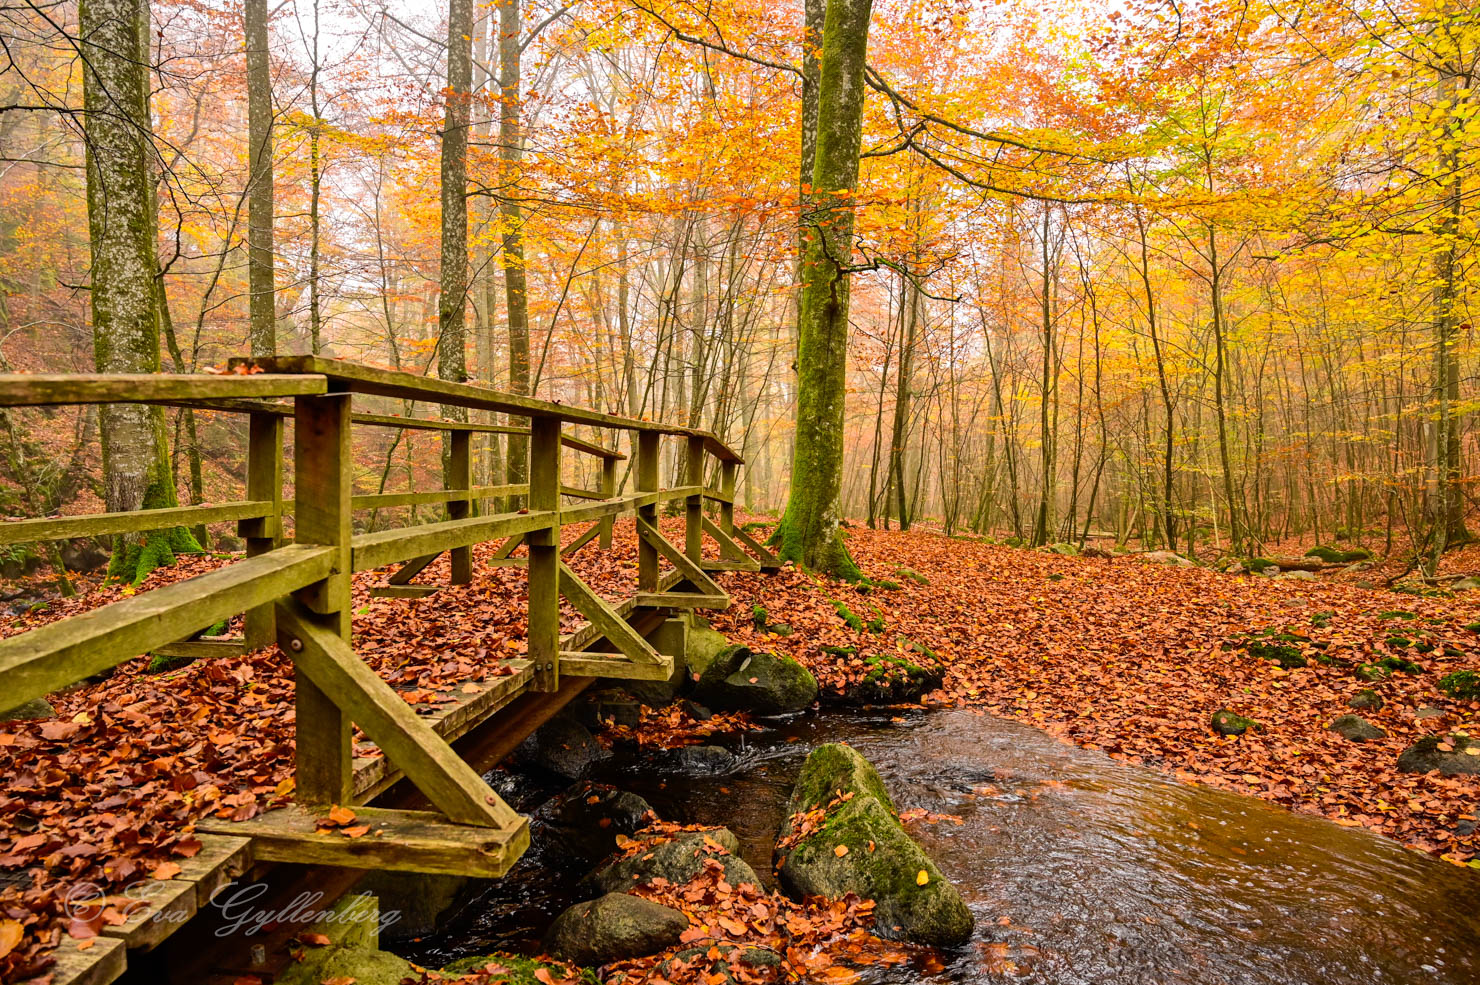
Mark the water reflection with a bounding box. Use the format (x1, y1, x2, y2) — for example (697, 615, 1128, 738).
(400, 708, 1480, 984)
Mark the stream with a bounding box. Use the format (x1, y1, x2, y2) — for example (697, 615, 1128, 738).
(398, 708, 1480, 984)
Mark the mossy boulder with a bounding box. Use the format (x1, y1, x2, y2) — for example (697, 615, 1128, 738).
(1438, 670, 1480, 701)
(1235, 629, 1309, 669)
(694, 645, 817, 715)
(277, 894, 411, 985)
(1306, 545, 1372, 564)
(1379, 655, 1423, 675)
(894, 566, 929, 586)
(776, 744, 972, 946)
(781, 743, 894, 826)
(832, 650, 944, 706)
(278, 945, 414, 985)
(543, 893, 688, 966)
(579, 827, 759, 897)
(1328, 714, 1385, 742)
(1211, 710, 1260, 737)
(443, 954, 596, 984)
(1396, 734, 1480, 776)
(537, 781, 655, 863)
(1048, 542, 1079, 556)
(685, 615, 732, 679)
(1348, 689, 1384, 711)
(1355, 662, 1389, 682)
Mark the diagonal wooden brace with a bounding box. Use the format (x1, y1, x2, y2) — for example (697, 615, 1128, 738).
(276, 599, 523, 831)
(559, 521, 602, 559)
(388, 553, 439, 585)
(492, 533, 524, 559)
(732, 524, 782, 568)
(557, 561, 663, 665)
(635, 517, 727, 598)
(701, 514, 760, 568)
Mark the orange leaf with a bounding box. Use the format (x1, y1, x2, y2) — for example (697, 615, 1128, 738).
(0, 919, 22, 959)
(833, 844, 849, 857)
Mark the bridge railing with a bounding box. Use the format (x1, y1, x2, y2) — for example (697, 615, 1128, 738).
(0, 356, 778, 880)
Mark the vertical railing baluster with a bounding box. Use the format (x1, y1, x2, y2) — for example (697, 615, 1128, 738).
(289, 389, 353, 805)
(527, 416, 561, 691)
(448, 429, 473, 584)
(720, 460, 737, 536)
(599, 455, 616, 550)
(685, 435, 704, 562)
(241, 410, 283, 649)
(636, 432, 660, 592)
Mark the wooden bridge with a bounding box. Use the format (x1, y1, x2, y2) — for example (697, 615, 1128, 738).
(0, 357, 780, 985)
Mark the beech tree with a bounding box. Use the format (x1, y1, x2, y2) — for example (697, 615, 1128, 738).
(80, 0, 198, 582)
(775, 0, 873, 579)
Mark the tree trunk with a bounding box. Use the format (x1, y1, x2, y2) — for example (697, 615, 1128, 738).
(887, 270, 919, 530)
(82, 0, 197, 584)
(774, 0, 872, 580)
(440, 0, 472, 413)
(500, 0, 530, 500)
(245, 0, 275, 356)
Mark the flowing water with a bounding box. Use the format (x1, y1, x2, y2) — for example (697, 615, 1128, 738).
(399, 708, 1480, 984)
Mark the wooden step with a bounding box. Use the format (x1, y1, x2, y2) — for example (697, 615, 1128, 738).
(559, 650, 675, 681)
(198, 805, 529, 879)
(635, 592, 730, 611)
(47, 935, 125, 985)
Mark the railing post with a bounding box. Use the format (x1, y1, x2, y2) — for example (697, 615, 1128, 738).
(636, 432, 660, 592)
(528, 416, 561, 691)
(599, 456, 616, 550)
(241, 410, 282, 650)
(685, 436, 704, 562)
(289, 390, 353, 805)
(447, 429, 473, 585)
(720, 460, 737, 535)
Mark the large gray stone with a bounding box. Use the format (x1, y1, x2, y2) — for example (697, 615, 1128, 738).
(695, 645, 817, 715)
(1397, 734, 1480, 776)
(516, 713, 610, 781)
(537, 781, 655, 863)
(1327, 714, 1385, 743)
(776, 744, 973, 947)
(544, 892, 688, 965)
(0, 698, 55, 722)
(579, 828, 759, 897)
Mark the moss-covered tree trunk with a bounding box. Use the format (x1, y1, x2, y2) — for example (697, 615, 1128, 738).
(82, 0, 198, 585)
(774, 0, 872, 580)
(439, 0, 472, 437)
(245, 0, 275, 356)
(500, 0, 530, 505)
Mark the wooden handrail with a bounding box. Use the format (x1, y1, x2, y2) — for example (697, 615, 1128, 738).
(0, 501, 274, 545)
(0, 545, 335, 706)
(231, 356, 741, 463)
(0, 373, 327, 407)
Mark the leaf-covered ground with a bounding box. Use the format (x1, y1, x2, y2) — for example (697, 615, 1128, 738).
(2, 518, 1479, 981)
(706, 526, 1480, 867)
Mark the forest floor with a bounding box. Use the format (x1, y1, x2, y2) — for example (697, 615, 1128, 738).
(1, 518, 1478, 981)
(706, 524, 1480, 866)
